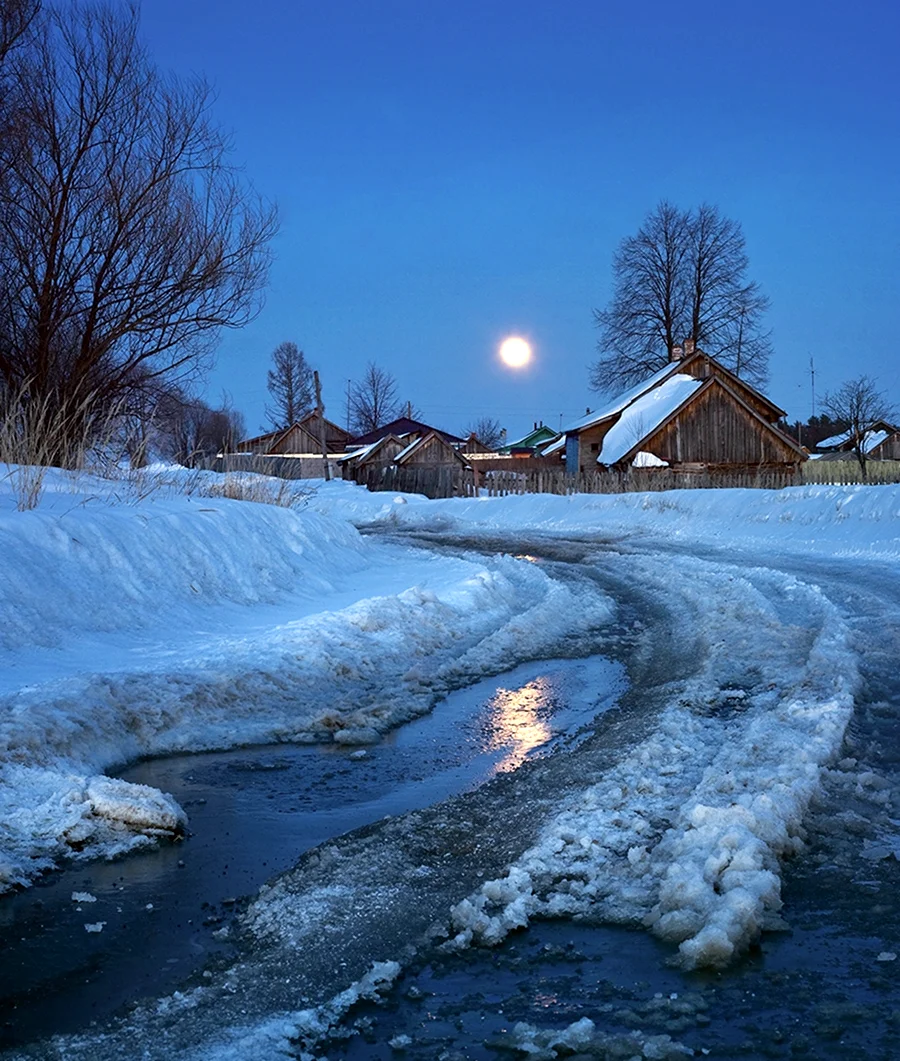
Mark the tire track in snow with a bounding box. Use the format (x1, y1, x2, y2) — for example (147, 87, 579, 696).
(10, 536, 862, 1059)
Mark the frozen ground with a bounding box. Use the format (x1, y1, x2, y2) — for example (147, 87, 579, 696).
(1, 469, 899, 1058)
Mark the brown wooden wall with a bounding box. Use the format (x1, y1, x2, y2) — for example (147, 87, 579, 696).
(681, 354, 780, 423)
(640, 383, 801, 468)
(574, 420, 615, 474)
(871, 433, 900, 460)
(403, 435, 458, 465)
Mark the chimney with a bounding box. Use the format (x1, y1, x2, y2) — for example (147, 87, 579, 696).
(669, 344, 684, 362)
(683, 338, 696, 356)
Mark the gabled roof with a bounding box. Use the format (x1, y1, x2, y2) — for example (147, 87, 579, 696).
(562, 351, 785, 441)
(238, 424, 294, 450)
(541, 434, 566, 457)
(337, 433, 406, 465)
(348, 417, 464, 447)
(818, 421, 898, 452)
(561, 361, 681, 436)
(503, 424, 559, 450)
(596, 374, 704, 464)
(394, 430, 470, 467)
(600, 375, 805, 467)
(239, 411, 352, 453)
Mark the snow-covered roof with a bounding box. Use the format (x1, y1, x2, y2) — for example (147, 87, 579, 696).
(596, 374, 703, 465)
(561, 362, 680, 436)
(818, 429, 850, 449)
(819, 427, 893, 454)
(395, 436, 422, 462)
(336, 441, 378, 463)
(541, 434, 566, 457)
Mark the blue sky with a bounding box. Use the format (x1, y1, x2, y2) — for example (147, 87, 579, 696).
(141, 0, 900, 439)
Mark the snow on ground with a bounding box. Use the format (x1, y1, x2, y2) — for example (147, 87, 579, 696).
(309, 476, 900, 562)
(444, 559, 858, 968)
(308, 478, 890, 968)
(2, 467, 894, 976)
(0, 468, 614, 892)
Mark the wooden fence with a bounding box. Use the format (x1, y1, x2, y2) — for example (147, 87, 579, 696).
(801, 459, 900, 485)
(477, 467, 804, 497)
(206, 453, 900, 499)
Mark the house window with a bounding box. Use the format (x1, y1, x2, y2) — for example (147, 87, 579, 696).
(590, 443, 599, 453)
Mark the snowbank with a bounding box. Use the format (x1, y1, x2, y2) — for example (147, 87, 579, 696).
(310, 478, 900, 561)
(0, 469, 615, 891)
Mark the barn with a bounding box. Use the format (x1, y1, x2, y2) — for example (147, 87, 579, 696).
(237, 412, 352, 455)
(553, 342, 805, 476)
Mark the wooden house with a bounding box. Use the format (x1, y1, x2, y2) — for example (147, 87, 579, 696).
(816, 420, 900, 460)
(237, 412, 352, 455)
(500, 422, 559, 456)
(347, 417, 465, 449)
(337, 434, 408, 479)
(394, 431, 471, 470)
(462, 432, 497, 455)
(553, 342, 806, 476)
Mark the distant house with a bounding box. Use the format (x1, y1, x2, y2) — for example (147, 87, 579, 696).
(500, 422, 559, 456)
(549, 341, 805, 476)
(816, 420, 900, 460)
(347, 417, 465, 449)
(238, 412, 352, 455)
(337, 433, 409, 477)
(339, 430, 469, 489)
(461, 432, 497, 455)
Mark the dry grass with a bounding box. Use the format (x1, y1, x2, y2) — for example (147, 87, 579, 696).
(198, 473, 311, 508)
(0, 388, 122, 511)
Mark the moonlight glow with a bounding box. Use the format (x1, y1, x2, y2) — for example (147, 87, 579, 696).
(498, 336, 532, 369)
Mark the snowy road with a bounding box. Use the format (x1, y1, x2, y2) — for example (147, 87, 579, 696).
(5, 515, 898, 1060)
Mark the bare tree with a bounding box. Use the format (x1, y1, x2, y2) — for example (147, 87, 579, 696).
(265, 341, 313, 429)
(0, 0, 39, 64)
(0, 2, 276, 463)
(822, 375, 895, 480)
(465, 416, 504, 450)
(592, 201, 771, 393)
(156, 389, 244, 467)
(348, 362, 402, 434)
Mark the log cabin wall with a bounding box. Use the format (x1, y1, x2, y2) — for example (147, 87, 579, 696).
(403, 435, 454, 464)
(871, 434, 900, 460)
(574, 420, 615, 474)
(681, 355, 779, 423)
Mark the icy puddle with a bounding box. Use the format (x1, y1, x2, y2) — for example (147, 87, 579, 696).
(0, 654, 624, 1048)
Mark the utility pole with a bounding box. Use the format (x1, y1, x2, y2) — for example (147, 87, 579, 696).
(809, 356, 816, 419)
(314, 371, 331, 481)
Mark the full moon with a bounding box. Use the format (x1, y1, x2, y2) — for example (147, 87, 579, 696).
(498, 336, 532, 369)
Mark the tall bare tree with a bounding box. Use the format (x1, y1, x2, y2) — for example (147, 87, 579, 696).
(265, 341, 313, 429)
(0, 2, 276, 463)
(822, 375, 895, 481)
(348, 362, 402, 434)
(592, 201, 771, 393)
